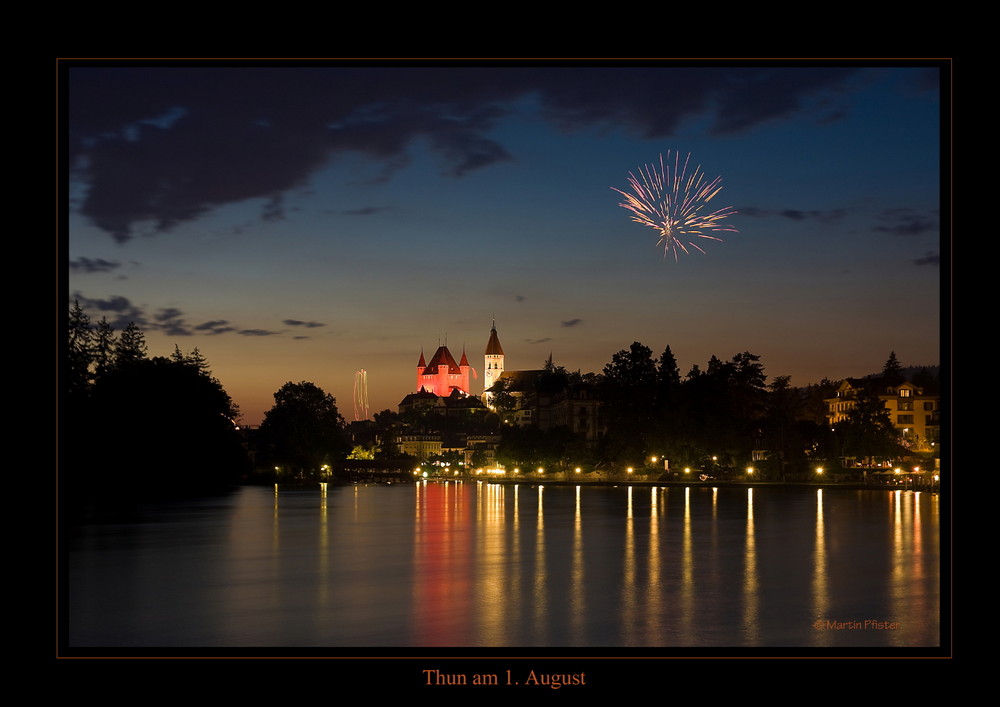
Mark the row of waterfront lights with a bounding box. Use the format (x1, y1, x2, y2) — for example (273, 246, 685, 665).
(408, 462, 924, 479)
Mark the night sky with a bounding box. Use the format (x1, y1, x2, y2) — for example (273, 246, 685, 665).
(65, 61, 944, 425)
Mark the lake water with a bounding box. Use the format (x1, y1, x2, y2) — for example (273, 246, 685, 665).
(66, 481, 941, 651)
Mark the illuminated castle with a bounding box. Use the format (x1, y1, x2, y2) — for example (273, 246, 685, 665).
(414, 324, 506, 403)
(416, 344, 473, 397)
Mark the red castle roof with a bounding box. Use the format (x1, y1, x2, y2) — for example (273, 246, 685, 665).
(424, 345, 463, 374)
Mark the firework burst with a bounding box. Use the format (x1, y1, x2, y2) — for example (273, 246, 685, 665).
(612, 151, 738, 260)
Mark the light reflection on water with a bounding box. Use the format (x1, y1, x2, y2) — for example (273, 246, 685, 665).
(68, 482, 939, 649)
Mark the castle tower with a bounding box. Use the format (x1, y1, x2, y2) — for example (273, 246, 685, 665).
(416, 349, 427, 392)
(483, 321, 505, 408)
(459, 347, 471, 387)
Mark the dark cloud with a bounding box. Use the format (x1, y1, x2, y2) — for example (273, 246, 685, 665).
(704, 67, 859, 135)
(514, 295, 525, 302)
(526, 337, 552, 344)
(195, 320, 237, 335)
(155, 307, 184, 321)
(261, 195, 286, 221)
(914, 251, 940, 266)
(153, 307, 191, 336)
(740, 206, 847, 223)
(72, 292, 147, 329)
(779, 208, 846, 223)
(343, 206, 387, 216)
(86, 294, 133, 312)
(70, 293, 301, 338)
(561, 318, 583, 327)
(873, 208, 938, 236)
(69, 257, 122, 274)
(69, 64, 866, 243)
(781, 209, 847, 223)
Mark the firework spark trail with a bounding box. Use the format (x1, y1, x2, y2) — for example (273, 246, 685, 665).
(613, 151, 737, 261)
(353, 369, 369, 421)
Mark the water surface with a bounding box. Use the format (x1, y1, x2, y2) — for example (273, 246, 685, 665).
(67, 482, 940, 649)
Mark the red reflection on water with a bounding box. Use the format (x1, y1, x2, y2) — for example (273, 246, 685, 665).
(412, 482, 474, 645)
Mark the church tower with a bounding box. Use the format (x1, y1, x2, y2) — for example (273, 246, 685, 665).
(483, 321, 505, 408)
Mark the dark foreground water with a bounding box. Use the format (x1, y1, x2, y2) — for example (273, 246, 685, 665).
(67, 482, 940, 649)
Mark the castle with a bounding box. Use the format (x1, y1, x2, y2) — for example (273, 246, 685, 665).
(402, 323, 603, 441)
(412, 323, 505, 407)
(415, 344, 473, 398)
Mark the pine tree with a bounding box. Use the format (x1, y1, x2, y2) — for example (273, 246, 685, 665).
(67, 300, 94, 397)
(882, 351, 905, 385)
(170, 344, 187, 364)
(657, 346, 681, 390)
(93, 317, 117, 381)
(115, 322, 147, 367)
(187, 347, 211, 377)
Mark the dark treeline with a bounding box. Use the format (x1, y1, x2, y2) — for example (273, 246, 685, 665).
(64, 302, 249, 504)
(593, 343, 835, 477)
(64, 300, 935, 494)
(490, 344, 934, 479)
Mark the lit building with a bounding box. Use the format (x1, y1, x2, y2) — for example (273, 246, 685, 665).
(395, 433, 443, 460)
(826, 377, 940, 451)
(416, 345, 473, 398)
(483, 322, 505, 408)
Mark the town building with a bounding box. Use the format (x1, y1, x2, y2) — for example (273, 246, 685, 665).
(490, 367, 604, 441)
(825, 377, 940, 452)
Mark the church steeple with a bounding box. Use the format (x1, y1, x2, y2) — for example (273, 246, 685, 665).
(483, 322, 505, 408)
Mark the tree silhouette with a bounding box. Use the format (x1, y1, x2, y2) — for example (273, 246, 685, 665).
(93, 318, 117, 379)
(114, 322, 147, 367)
(837, 388, 900, 461)
(882, 351, 905, 385)
(67, 300, 93, 398)
(601, 342, 657, 462)
(259, 382, 349, 475)
(78, 356, 248, 499)
(64, 306, 247, 503)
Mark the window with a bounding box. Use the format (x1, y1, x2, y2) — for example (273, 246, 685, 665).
(897, 414, 914, 424)
(898, 401, 913, 411)
(923, 402, 935, 411)
(899, 389, 911, 398)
